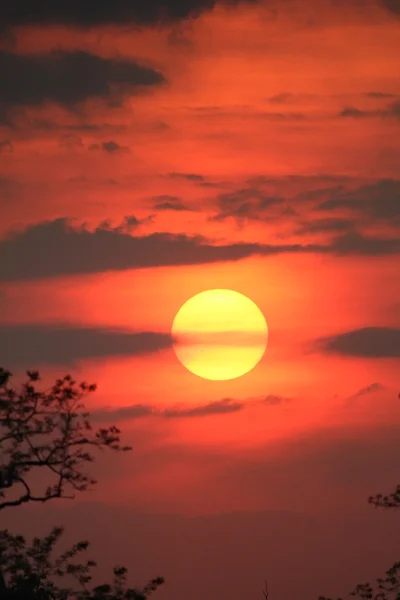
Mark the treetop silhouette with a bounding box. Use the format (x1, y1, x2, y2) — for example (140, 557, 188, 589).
(0, 367, 164, 599)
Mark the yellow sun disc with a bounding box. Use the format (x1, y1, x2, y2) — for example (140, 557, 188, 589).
(171, 289, 268, 381)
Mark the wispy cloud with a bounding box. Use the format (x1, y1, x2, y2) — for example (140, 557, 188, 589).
(0, 324, 173, 367)
(315, 327, 400, 358)
(91, 394, 293, 423)
(1, 219, 399, 281)
(0, 50, 166, 115)
(0, 0, 256, 30)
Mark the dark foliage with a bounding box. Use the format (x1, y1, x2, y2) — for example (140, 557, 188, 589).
(0, 367, 164, 599)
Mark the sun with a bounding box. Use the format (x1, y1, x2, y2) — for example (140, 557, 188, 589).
(171, 289, 268, 381)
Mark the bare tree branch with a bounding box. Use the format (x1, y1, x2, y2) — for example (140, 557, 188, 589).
(0, 368, 132, 511)
(0, 367, 163, 599)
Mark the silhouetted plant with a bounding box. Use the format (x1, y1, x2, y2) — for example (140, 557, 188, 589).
(368, 485, 400, 510)
(0, 367, 164, 599)
(318, 395, 400, 600)
(0, 367, 131, 510)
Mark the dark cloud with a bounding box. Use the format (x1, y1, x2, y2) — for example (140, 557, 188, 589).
(316, 179, 400, 223)
(294, 218, 355, 236)
(92, 404, 155, 422)
(0, 50, 165, 112)
(266, 92, 318, 104)
(168, 172, 205, 181)
(348, 382, 386, 400)
(0, 139, 13, 153)
(163, 398, 244, 418)
(261, 394, 291, 405)
(267, 92, 296, 104)
(97, 215, 149, 232)
(59, 134, 84, 150)
(190, 104, 307, 121)
(88, 140, 130, 153)
(380, 0, 400, 17)
(1, 218, 399, 282)
(338, 100, 400, 120)
(364, 92, 397, 99)
(258, 111, 306, 120)
(211, 188, 285, 222)
(22, 118, 128, 134)
(152, 196, 192, 211)
(0, 324, 174, 367)
(91, 398, 244, 422)
(0, 218, 274, 281)
(330, 231, 400, 255)
(316, 327, 400, 358)
(339, 107, 372, 119)
(92, 395, 290, 422)
(0, 0, 257, 30)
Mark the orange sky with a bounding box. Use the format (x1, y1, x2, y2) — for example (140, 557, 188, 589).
(0, 1, 399, 599)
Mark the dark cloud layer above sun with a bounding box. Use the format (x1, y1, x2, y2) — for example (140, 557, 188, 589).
(0, 324, 173, 367)
(211, 187, 285, 222)
(0, 218, 277, 281)
(316, 179, 400, 223)
(212, 179, 400, 227)
(1, 0, 399, 33)
(1, 218, 399, 281)
(316, 327, 400, 358)
(0, 0, 256, 30)
(0, 50, 165, 112)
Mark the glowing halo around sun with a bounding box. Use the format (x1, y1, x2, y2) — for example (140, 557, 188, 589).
(171, 289, 268, 381)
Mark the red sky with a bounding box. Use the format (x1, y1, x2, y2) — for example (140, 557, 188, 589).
(0, 1, 399, 599)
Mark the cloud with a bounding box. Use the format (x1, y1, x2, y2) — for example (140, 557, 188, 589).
(327, 231, 400, 255)
(0, 217, 310, 281)
(91, 395, 291, 422)
(348, 382, 386, 400)
(152, 196, 193, 211)
(380, 0, 400, 17)
(0, 0, 256, 30)
(92, 404, 155, 422)
(0, 219, 236, 280)
(294, 218, 355, 235)
(316, 327, 400, 358)
(261, 394, 291, 405)
(338, 100, 400, 120)
(190, 104, 307, 122)
(167, 172, 205, 182)
(258, 111, 306, 120)
(316, 179, 400, 223)
(0, 139, 13, 153)
(163, 398, 244, 418)
(0, 50, 165, 112)
(364, 91, 398, 99)
(91, 398, 244, 422)
(0, 324, 173, 367)
(59, 134, 84, 150)
(211, 188, 285, 222)
(267, 92, 297, 104)
(266, 92, 318, 104)
(1, 218, 399, 282)
(89, 140, 130, 154)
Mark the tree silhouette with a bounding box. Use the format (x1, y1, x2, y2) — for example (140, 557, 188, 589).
(0, 367, 164, 599)
(318, 407, 400, 600)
